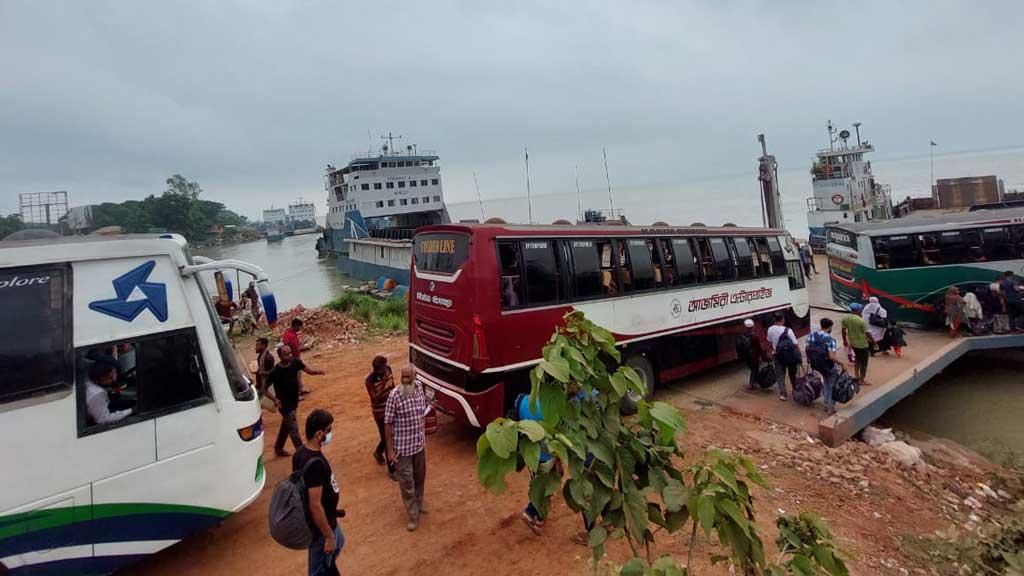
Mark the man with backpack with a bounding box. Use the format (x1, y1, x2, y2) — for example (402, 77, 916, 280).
(735, 319, 765, 390)
(767, 313, 800, 401)
(841, 303, 875, 386)
(293, 409, 344, 576)
(806, 318, 842, 415)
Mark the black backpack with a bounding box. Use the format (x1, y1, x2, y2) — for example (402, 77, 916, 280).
(755, 361, 777, 389)
(869, 312, 886, 328)
(775, 331, 801, 367)
(735, 333, 753, 364)
(831, 370, 859, 404)
(805, 333, 833, 375)
(268, 456, 324, 550)
(792, 369, 823, 406)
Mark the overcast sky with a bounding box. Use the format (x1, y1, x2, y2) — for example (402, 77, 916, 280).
(2, 1, 1023, 221)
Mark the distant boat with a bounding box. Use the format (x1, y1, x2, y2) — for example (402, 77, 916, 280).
(320, 137, 450, 285)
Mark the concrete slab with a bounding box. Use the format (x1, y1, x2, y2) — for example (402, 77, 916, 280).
(659, 269, 1024, 445)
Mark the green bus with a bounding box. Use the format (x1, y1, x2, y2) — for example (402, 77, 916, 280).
(825, 208, 1024, 326)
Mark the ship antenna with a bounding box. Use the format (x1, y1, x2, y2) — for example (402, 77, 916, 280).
(603, 147, 615, 219)
(474, 171, 485, 221)
(525, 147, 533, 224)
(575, 164, 582, 223)
(381, 132, 403, 155)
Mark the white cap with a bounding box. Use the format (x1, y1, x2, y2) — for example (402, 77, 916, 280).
(743, 319, 755, 328)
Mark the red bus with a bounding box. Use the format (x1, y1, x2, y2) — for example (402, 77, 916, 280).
(409, 223, 810, 427)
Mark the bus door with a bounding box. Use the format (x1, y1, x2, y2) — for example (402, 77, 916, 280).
(73, 256, 217, 517)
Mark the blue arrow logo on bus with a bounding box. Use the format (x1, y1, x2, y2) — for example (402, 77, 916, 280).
(89, 260, 169, 322)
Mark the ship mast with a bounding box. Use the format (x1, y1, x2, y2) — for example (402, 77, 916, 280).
(757, 134, 784, 229)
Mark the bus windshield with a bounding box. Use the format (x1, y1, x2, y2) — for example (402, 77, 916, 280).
(0, 265, 72, 403)
(196, 277, 255, 401)
(414, 232, 469, 275)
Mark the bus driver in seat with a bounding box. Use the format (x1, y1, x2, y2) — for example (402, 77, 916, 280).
(85, 361, 133, 425)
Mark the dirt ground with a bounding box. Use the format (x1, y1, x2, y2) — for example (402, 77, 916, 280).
(122, 324, 1020, 576)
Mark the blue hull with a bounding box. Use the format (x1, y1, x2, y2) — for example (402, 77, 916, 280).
(336, 254, 410, 285)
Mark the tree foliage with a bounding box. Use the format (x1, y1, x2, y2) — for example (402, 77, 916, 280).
(476, 311, 847, 576)
(0, 213, 25, 239)
(88, 175, 249, 241)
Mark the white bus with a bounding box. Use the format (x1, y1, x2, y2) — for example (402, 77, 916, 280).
(0, 233, 278, 575)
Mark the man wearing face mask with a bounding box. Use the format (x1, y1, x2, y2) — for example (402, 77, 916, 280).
(293, 409, 345, 576)
(384, 365, 429, 531)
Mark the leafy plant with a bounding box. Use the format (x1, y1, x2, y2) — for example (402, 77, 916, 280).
(686, 450, 770, 574)
(903, 518, 1024, 576)
(769, 513, 848, 576)
(476, 311, 686, 567)
(476, 311, 847, 576)
(325, 292, 407, 333)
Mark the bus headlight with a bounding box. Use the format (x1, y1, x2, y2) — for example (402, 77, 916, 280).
(237, 416, 264, 441)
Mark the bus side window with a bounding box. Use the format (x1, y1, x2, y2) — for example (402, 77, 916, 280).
(694, 238, 717, 282)
(962, 229, 986, 262)
(77, 329, 212, 435)
(497, 241, 525, 309)
(873, 238, 890, 269)
(709, 238, 734, 281)
(597, 240, 617, 296)
(522, 239, 561, 306)
(671, 238, 698, 284)
(918, 233, 942, 266)
(940, 231, 967, 264)
(626, 239, 656, 291)
(731, 237, 755, 279)
(569, 239, 604, 300)
(1012, 226, 1024, 258)
(754, 237, 773, 275)
(657, 239, 678, 286)
(885, 235, 915, 268)
(982, 227, 1012, 261)
(647, 239, 664, 288)
(614, 240, 635, 291)
(766, 237, 786, 276)
(786, 260, 805, 290)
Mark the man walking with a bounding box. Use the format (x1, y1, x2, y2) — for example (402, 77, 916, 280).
(806, 318, 842, 415)
(801, 243, 818, 275)
(365, 355, 396, 472)
(243, 281, 262, 323)
(767, 313, 800, 401)
(254, 337, 276, 399)
(1000, 271, 1023, 330)
(283, 318, 310, 395)
(841, 303, 875, 386)
(264, 345, 326, 457)
(385, 365, 428, 531)
(735, 319, 765, 390)
(798, 243, 812, 278)
(294, 409, 344, 576)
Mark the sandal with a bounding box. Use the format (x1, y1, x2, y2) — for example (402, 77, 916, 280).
(520, 512, 542, 536)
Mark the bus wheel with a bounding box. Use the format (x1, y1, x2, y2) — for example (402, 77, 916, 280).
(620, 353, 655, 415)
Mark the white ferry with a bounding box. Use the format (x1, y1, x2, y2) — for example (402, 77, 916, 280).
(319, 138, 450, 285)
(806, 122, 893, 251)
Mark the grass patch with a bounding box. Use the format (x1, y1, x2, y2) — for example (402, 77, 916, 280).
(326, 292, 408, 334)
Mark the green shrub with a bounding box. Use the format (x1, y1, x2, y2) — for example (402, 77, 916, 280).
(325, 293, 408, 333)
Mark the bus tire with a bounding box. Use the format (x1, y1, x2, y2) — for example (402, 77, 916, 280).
(620, 353, 655, 415)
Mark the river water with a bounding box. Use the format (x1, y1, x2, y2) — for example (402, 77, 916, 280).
(198, 147, 1024, 464)
(195, 233, 353, 310)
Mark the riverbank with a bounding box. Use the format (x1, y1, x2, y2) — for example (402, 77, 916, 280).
(122, 304, 1023, 575)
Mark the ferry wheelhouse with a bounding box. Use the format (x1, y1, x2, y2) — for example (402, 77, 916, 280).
(408, 223, 810, 427)
(827, 207, 1024, 326)
(806, 122, 892, 252)
(321, 141, 450, 284)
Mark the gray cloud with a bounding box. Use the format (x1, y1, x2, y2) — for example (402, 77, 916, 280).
(2, 0, 1021, 220)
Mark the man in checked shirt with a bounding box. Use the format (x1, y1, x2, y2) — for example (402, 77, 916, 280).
(384, 365, 429, 531)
